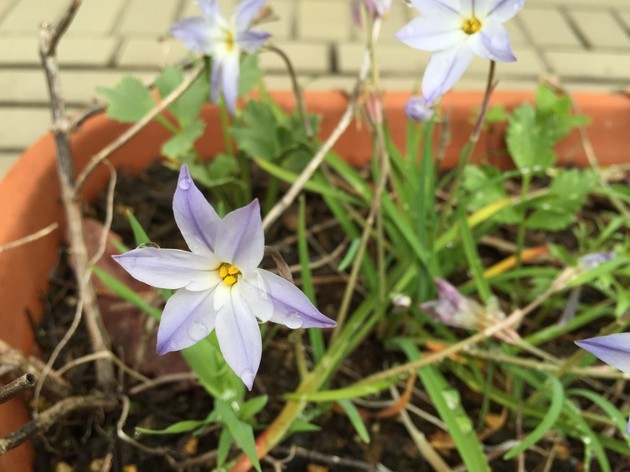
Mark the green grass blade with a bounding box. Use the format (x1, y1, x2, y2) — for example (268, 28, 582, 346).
(457, 208, 491, 302)
(337, 399, 370, 443)
(503, 373, 564, 459)
(394, 338, 490, 472)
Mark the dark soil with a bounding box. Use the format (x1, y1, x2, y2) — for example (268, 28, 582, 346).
(30, 162, 622, 471)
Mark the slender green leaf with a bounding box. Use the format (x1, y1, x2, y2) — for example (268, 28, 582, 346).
(337, 399, 370, 443)
(215, 399, 261, 472)
(504, 374, 564, 459)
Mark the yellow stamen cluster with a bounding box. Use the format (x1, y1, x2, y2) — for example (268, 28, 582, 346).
(462, 17, 482, 35)
(219, 263, 241, 286)
(225, 30, 235, 51)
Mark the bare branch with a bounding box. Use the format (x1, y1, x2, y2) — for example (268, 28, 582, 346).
(0, 223, 58, 254)
(0, 374, 36, 405)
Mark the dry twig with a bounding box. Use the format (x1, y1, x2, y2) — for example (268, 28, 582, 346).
(0, 374, 36, 405)
(0, 223, 58, 254)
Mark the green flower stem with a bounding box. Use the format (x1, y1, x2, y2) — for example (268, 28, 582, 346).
(437, 60, 496, 234)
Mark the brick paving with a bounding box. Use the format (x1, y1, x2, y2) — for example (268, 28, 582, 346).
(1, 0, 629, 178)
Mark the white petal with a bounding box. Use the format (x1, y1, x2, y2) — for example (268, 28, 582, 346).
(422, 43, 475, 103)
(113, 248, 219, 291)
(156, 288, 218, 354)
(411, 0, 461, 19)
(173, 165, 221, 256)
(238, 270, 274, 322)
(469, 21, 515, 62)
(213, 200, 264, 273)
(259, 270, 337, 329)
(215, 295, 262, 390)
(486, 0, 525, 22)
(396, 16, 465, 52)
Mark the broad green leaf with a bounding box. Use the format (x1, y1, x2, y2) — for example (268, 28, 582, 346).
(161, 120, 206, 158)
(97, 76, 156, 123)
(337, 399, 370, 443)
(215, 399, 261, 472)
(506, 103, 556, 171)
(232, 101, 281, 160)
(186, 154, 239, 188)
(155, 66, 209, 128)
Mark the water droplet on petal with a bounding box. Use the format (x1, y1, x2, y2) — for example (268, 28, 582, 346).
(188, 321, 209, 342)
(178, 176, 192, 190)
(240, 369, 255, 388)
(284, 311, 304, 329)
(137, 242, 160, 249)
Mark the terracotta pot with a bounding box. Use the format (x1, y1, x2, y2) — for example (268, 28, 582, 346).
(0, 90, 627, 469)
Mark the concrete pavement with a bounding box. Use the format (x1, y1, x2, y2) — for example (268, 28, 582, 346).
(1, 0, 629, 178)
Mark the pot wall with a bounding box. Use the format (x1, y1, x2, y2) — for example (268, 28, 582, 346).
(0, 90, 627, 469)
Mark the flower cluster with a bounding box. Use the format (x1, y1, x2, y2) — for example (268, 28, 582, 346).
(114, 166, 336, 389)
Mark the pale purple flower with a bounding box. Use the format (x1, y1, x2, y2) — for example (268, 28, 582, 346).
(575, 334, 630, 432)
(405, 95, 434, 122)
(421, 278, 519, 343)
(396, 0, 525, 104)
(352, 0, 393, 26)
(113, 165, 336, 389)
(170, 0, 271, 114)
(578, 252, 615, 271)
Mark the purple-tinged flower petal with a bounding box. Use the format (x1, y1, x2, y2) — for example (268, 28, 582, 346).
(422, 43, 475, 104)
(213, 199, 264, 273)
(215, 295, 262, 390)
(486, 0, 525, 22)
(221, 53, 239, 115)
(469, 21, 515, 62)
(237, 273, 274, 322)
(579, 252, 615, 270)
(235, 0, 266, 29)
(210, 59, 221, 105)
(259, 270, 337, 329)
(237, 29, 271, 54)
(396, 16, 464, 52)
(575, 334, 630, 373)
(170, 17, 212, 55)
(411, 0, 460, 18)
(197, 0, 221, 20)
(173, 165, 221, 256)
(405, 95, 434, 122)
(157, 288, 218, 354)
(352, 0, 362, 27)
(113, 248, 219, 291)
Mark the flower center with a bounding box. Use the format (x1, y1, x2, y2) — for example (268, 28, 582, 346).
(219, 263, 241, 286)
(461, 17, 482, 35)
(225, 30, 235, 51)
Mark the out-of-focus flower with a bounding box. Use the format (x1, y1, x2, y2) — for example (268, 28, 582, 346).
(578, 252, 615, 270)
(396, 0, 525, 103)
(420, 278, 519, 343)
(405, 95, 434, 122)
(114, 166, 336, 389)
(352, 0, 393, 26)
(575, 333, 630, 432)
(170, 0, 271, 114)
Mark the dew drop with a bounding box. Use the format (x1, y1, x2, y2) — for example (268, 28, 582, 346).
(137, 242, 160, 249)
(188, 321, 209, 342)
(178, 176, 192, 190)
(442, 389, 461, 410)
(284, 312, 304, 329)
